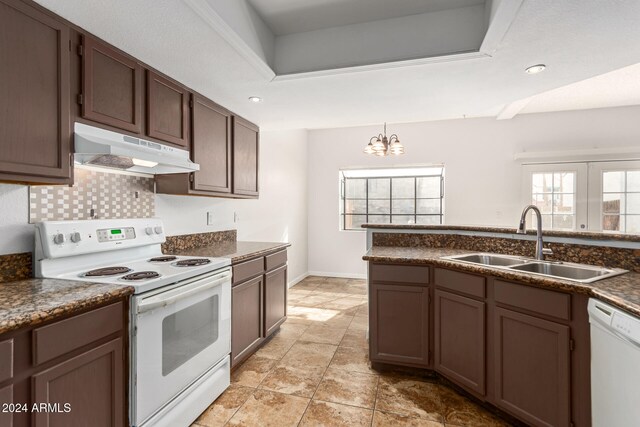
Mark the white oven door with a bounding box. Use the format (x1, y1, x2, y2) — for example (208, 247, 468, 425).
(133, 268, 231, 426)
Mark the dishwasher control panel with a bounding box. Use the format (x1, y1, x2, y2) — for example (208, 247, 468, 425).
(612, 311, 640, 344)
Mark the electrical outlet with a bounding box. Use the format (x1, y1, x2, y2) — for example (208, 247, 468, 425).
(207, 211, 215, 225)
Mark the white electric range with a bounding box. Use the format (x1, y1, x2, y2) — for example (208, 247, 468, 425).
(34, 218, 232, 427)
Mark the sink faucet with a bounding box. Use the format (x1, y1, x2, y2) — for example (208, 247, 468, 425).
(516, 205, 553, 260)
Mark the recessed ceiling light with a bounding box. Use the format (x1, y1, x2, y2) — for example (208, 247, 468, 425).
(525, 64, 546, 74)
(248, 96, 262, 103)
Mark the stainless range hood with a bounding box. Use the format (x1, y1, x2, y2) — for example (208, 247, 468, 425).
(73, 122, 199, 174)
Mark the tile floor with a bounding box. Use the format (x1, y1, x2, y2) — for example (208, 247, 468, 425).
(192, 276, 511, 427)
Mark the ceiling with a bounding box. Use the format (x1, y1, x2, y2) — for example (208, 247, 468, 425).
(33, 0, 640, 131)
(247, 0, 485, 36)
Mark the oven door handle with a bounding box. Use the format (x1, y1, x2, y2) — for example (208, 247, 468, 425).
(137, 271, 231, 314)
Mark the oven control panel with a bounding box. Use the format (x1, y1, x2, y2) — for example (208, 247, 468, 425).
(97, 227, 136, 243)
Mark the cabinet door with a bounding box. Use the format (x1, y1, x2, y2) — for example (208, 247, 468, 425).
(232, 117, 259, 197)
(192, 95, 232, 193)
(494, 307, 570, 427)
(370, 283, 429, 367)
(0, 384, 12, 427)
(231, 276, 264, 367)
(32, 338, 124, 427)
(434, 290, 485, 395)
(146, 70, 189, 148)
(0, 0, 71, 184)
(81, 35, 142, 133)
(264, 265, 287, 338)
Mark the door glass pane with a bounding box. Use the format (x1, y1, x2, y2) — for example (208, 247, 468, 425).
(628, 171, 640, 192)
(603, 215, 622, 232)
(603, 171, 625, 193)
(532, 193, 552, 214)
(392, 199, 415, 214)
(627, 215, 640, 233)
(368, 179, 390, 199)
(553, 194, 574, 214)
(392, 178, 415, 198)
(603, 193, 624, 214)
(627, 193, 640, 214)
(553, 214, 575, 229)
(532, 173, 553, 193)
(368, 199, 390, 214)
(162, 295, 219, 376)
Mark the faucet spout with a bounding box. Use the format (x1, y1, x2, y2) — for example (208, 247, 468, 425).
(517, 205, 546, 260)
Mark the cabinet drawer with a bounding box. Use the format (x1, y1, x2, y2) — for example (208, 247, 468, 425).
(33, 302, 123, 365)
(370, 264, 430, 285)
(434, 268, 486, 299)
(494, 280, 570, 321)
(233, 257, 265, 285)
(0, 339, 13, 382)
(265, 250, 287, 272)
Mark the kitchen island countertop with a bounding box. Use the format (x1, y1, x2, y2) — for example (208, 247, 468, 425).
(364, 246, 640, 317)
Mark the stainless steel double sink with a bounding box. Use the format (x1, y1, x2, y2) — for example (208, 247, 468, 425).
(441, 253, 628, 283)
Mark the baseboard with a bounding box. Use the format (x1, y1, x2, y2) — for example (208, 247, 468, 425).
(307, 271, 367, 280)
(288, 272, 309, 288)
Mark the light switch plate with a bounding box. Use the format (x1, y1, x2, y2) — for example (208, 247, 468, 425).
(207, 211, 214, 225)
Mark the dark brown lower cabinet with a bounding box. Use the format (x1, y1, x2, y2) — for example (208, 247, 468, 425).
(231, 276, 264, 367)
(370, 283, 430, 367)
(494, 307, 571, 427)
(434, 290, 485, 396)
(264, 265, 287, 337)
(231, 248, 288, 368)
(0, 299, 128, 427)
(32, 338, 124, 427)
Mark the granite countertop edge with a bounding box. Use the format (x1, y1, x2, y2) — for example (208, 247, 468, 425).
(361, 224, 640, 242)
(170, 241, 291, 264)
(363, 247, 640, 317)
(0, 279, 134, 335)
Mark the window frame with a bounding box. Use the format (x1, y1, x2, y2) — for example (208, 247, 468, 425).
(340, 169, 445, 231)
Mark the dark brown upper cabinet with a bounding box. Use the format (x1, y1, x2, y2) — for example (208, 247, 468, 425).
(81, 35, 142, 134)
(232, 117, 259, 197)
(0, 0, 71, 185)
(192, 95, 232, 194)
(146, 70, 189, 148)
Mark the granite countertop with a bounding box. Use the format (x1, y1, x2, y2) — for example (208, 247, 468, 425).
(170, 241, 290, 264)
(361, 223, 640, 242)
(363, 246, 640, 317)
(0, 279, 134, 335)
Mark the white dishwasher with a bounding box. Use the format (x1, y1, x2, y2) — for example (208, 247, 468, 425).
(588, 299, 640, 426)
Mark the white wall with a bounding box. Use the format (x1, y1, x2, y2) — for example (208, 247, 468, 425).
(0, 184, 31, 255)
(307, 106, 640, 278)
(156, 129, 309, 285)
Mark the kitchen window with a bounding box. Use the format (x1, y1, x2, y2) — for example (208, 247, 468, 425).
(339, 166, 444, 230)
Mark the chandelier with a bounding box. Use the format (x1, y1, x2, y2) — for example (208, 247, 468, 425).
(363, 123, 404, 156)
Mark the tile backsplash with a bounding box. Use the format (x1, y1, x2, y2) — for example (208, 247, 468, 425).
(29, 167, 155, 223)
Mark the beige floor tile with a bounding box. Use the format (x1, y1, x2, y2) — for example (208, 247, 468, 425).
(227, 389, 309, 427)
(299, 325, 347, 345)
(280, 341, 338, 370)
(438, 386, 509, 426)
(194, 385, 255, 426)
(259, 364, 325, 397)
(323, 313, 355, 328)
(254, 335, 297, 360)
(329, 344, 377, 375)
(375, 376, 445, 422)
(373, 410, 444, 426)
(339, 329, 369, 349)
(314, 367, 378, 409)
(300, 400, 373, 427)
(348, 315, 369, 331)
(231, 355, 278, 388)
(274, 320, 310, 338)
(288, 305, 343, 324)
